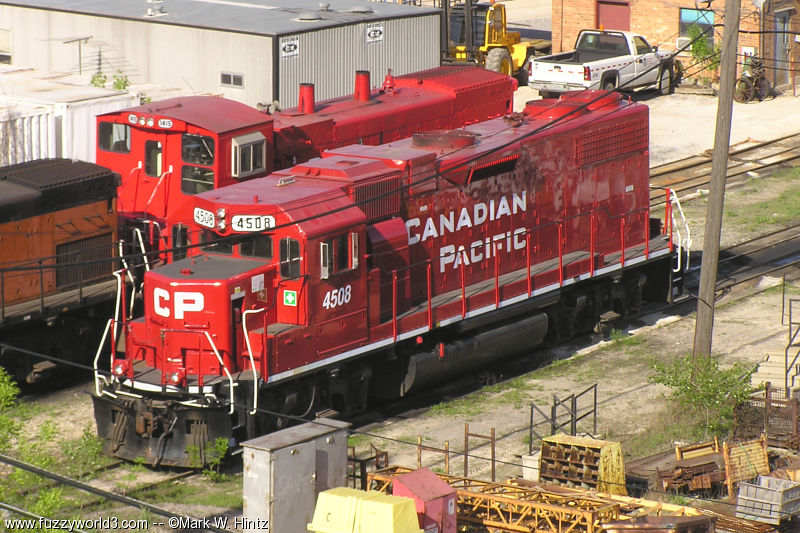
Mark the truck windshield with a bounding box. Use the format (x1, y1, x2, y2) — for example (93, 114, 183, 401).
(449, 5, 489, 47)
(577, 33, 628, 56)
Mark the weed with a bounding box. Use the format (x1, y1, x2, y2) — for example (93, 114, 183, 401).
(0, 367, 19, 412)
(90, 71, 107, 88)
(37, 419, 58, 442)
(60, 425, 108, 477)
(347, 433, 371, 450)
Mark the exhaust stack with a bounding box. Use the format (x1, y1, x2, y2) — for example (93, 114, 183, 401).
(354, 70, 370, 101)
(298, 83, 315, 114)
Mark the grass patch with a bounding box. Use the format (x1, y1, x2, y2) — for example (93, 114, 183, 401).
(140, 475, 243, 509)
(622, 405, 709, 459)
(724, 182, 800, 232)
(347, 433, 372, 450)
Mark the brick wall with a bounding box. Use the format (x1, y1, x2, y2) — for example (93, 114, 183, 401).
(552, 0, 762, 72)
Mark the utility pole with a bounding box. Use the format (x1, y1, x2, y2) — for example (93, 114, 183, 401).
(692, 0, 741, 359)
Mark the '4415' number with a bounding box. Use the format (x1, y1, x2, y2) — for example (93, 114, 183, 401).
(322, 285, 352, 310)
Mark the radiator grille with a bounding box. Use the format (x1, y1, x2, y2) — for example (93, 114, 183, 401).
(352, 176, 402, 219)
(575, 121, 648, 166)
(56, 232, 114, 288)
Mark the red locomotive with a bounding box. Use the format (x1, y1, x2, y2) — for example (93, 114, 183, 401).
(92, 91, 678, 466)
(96, 67, 515, 264)
(0, 159, 119, 384)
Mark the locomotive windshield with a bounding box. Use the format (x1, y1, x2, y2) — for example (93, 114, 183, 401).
(181, 134, 216, 195)
(200, 230, 273, 259)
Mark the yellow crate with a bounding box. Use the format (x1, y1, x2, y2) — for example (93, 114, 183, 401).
(308, 487, 423, 533)
(540, 435, 626, 496)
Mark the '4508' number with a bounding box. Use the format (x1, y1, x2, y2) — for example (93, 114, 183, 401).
(322, 285, 352, 310)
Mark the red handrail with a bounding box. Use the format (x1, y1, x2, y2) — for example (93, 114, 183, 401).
(558, 223, 564, 286)
(526, 232, 532, 297)
(392, 270, 398, 342)
(427, 262, 433, 329)
(460, 256, 466, 319)
(590, 211, 595, 276)
(494, 242, 499, 308)
(620, 218, 626, 266)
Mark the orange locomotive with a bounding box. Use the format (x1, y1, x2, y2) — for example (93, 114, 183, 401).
(92, 91, 679, 466)
(0, 160, 119, 383)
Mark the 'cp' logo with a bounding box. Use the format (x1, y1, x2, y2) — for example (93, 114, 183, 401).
(153, 288, 205, 319)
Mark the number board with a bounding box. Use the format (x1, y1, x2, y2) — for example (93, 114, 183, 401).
(231, 215, 275, 232)
(193, 207, 215, 229)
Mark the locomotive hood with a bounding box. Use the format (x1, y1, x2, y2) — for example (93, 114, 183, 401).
(191, 172, 366, 238)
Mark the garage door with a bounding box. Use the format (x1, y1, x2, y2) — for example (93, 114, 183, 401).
(597, 1, 630, 31)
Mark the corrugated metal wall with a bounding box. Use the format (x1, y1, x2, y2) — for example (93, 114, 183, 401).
(0, 109, 53, 166)
(0, 6, 274, 107)
(0, 5, 439, 110)
(277, 15, 440, 108)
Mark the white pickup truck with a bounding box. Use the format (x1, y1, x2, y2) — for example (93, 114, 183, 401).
(527, 30, 675, 97)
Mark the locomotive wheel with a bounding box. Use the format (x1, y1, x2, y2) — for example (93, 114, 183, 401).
(486, 48, 513, 76)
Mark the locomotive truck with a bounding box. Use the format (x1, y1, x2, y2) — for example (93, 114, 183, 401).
(92, 91, 680, 466)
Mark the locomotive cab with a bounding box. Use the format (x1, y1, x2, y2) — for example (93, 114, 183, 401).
(97, 97, 274, 263)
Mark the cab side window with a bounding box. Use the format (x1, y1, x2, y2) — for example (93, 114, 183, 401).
(320, 233, 359, 279)
(280, 237, 301, 279)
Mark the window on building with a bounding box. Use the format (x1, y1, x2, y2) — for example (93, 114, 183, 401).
(0, 29, 10, 64)
(98, 122, 131, 153)
(231, 132, 266, 179)
(181, 166, 215, 194)
(220, 71, 244, 88)
(280, 237, 301, 279)
(182, 133, 214, 165)
(144, 140, 162, 177)
(679, 8, 714, 46)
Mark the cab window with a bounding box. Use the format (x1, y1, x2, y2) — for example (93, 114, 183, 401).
(240, 235, 273, 259)
(144, 140, 163, 177)
(98, 122, 131, 153)
(280, 237, 301, 279)
(320, 233, 358, 279)
(172, 225, 190, 261)
(200, 230, 233, 254)
(181, 166, 215, 194)
(634, 36, 652, 55)
(232, 132, 266, 179)
(182, 134, 215, 165)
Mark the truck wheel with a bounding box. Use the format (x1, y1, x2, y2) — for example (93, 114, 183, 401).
(659, 68, 673, 95)
(486, 48, 513, 76)
(602, 79, 616, 92)
(515, 65, 529, 86)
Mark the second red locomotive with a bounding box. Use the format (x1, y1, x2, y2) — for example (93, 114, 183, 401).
(92, 91, 678, 466)
(96, 67, 516, 265)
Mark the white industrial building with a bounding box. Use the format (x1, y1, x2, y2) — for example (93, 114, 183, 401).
(0, 65, 138, 164)
(0, 0, 441, 108)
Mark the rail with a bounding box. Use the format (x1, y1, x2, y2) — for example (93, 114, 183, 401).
(242, 308, 265, 414)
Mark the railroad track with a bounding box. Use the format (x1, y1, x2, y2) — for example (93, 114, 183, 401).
(649, 132, 800, 207)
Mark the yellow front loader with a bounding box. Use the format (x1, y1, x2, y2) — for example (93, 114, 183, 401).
(443, 1, 535, 83)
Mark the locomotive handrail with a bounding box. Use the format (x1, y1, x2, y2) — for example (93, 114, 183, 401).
(142, 165, 174, 217)
(94, 318, 114, 396)
(668, 190, 692, 273)
(242, 308, 265, 415)
(132, 227, 153, 275)
(202, 331, 235, 415)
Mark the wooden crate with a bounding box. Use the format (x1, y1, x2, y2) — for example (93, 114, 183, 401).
(539, 435, 626, 495)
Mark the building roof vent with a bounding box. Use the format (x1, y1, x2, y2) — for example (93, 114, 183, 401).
(319, 3, 330, 10)
(298, 10, 322, 20)
(348, 5, 374, 13)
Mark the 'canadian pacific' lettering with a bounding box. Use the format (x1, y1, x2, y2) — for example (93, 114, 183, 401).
(404, 192, 529, 272)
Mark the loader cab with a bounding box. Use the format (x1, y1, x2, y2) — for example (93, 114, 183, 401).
(448, 3, 491, 50)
